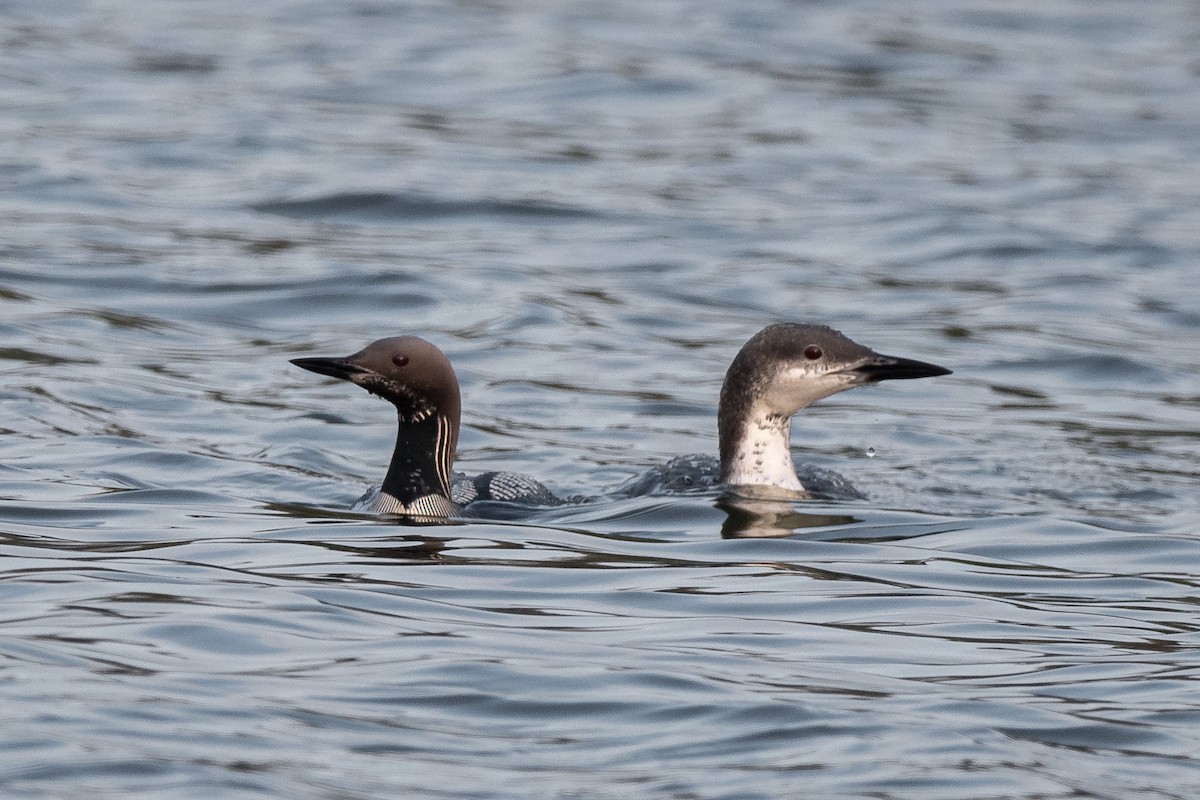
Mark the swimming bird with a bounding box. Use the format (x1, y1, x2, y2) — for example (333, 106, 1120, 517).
(616, 323, 951, 498)
(290, 336, 557, 518)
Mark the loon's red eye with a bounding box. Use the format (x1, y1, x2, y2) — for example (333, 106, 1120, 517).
(392, 354, 410, 367)
(803, 345, 822, 360)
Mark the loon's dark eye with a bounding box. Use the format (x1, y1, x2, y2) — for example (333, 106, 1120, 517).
(803, 345, 822, 360)
(392, 354, 410, 367)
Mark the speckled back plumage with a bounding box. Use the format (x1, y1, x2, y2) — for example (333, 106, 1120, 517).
(613, 453, 864, 500)
(451, 471, 563, 507)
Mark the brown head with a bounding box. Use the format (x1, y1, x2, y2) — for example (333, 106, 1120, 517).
(291, 335, 462, 452)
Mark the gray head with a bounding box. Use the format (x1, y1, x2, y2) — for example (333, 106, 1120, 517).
(718, 323, 950, 483)
(291, 335, 462, 448)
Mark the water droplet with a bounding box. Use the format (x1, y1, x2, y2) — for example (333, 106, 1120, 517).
(865, 447, 876, 458)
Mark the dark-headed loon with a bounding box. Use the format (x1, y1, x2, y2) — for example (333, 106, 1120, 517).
(291, 336, 556, 517)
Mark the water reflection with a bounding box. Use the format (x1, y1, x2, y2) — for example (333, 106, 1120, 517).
(273, 492, 865, 540)
(313, 534, 451, 563)
(717, 492, 860, 538)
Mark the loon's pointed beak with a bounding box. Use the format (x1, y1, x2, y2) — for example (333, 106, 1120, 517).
(850, 354, 952, 382)
(290, 356, 372, 382)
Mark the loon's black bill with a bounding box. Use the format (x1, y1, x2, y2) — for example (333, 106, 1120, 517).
(290, 356, 369, 381)
(852, 355, 952, 382)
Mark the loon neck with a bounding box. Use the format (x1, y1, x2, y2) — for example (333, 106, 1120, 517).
(718, 402, 806, 493)
(375, 411, 458, 516)
(717, 346, 811, 493)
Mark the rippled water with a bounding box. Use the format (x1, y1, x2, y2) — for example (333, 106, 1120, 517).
(3, 1, 1199, 798)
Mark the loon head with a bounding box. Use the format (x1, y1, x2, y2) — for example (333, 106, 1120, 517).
(718, 323, 951, 492)
(291, 336, 462, 517)
(291, 336, 462, 436)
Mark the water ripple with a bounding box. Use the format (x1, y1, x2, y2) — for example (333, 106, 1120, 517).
(251, 191, 605, 224)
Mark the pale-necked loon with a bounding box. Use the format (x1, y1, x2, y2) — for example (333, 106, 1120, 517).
(616, 323, 951, 499)
(291, 336, 557, 518)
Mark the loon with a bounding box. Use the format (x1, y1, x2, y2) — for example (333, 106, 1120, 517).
(616, 323, 951, 499)
(290, 336, 558, 518)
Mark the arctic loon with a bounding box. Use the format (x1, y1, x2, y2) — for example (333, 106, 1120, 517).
(291, 336, 557, 518)
(616, 323, 951, 498)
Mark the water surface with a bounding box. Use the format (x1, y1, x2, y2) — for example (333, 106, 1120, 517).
(2, 1, 1199, 798)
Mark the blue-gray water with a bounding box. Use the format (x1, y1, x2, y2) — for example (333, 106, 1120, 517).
(3, 1, 1199, 798)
